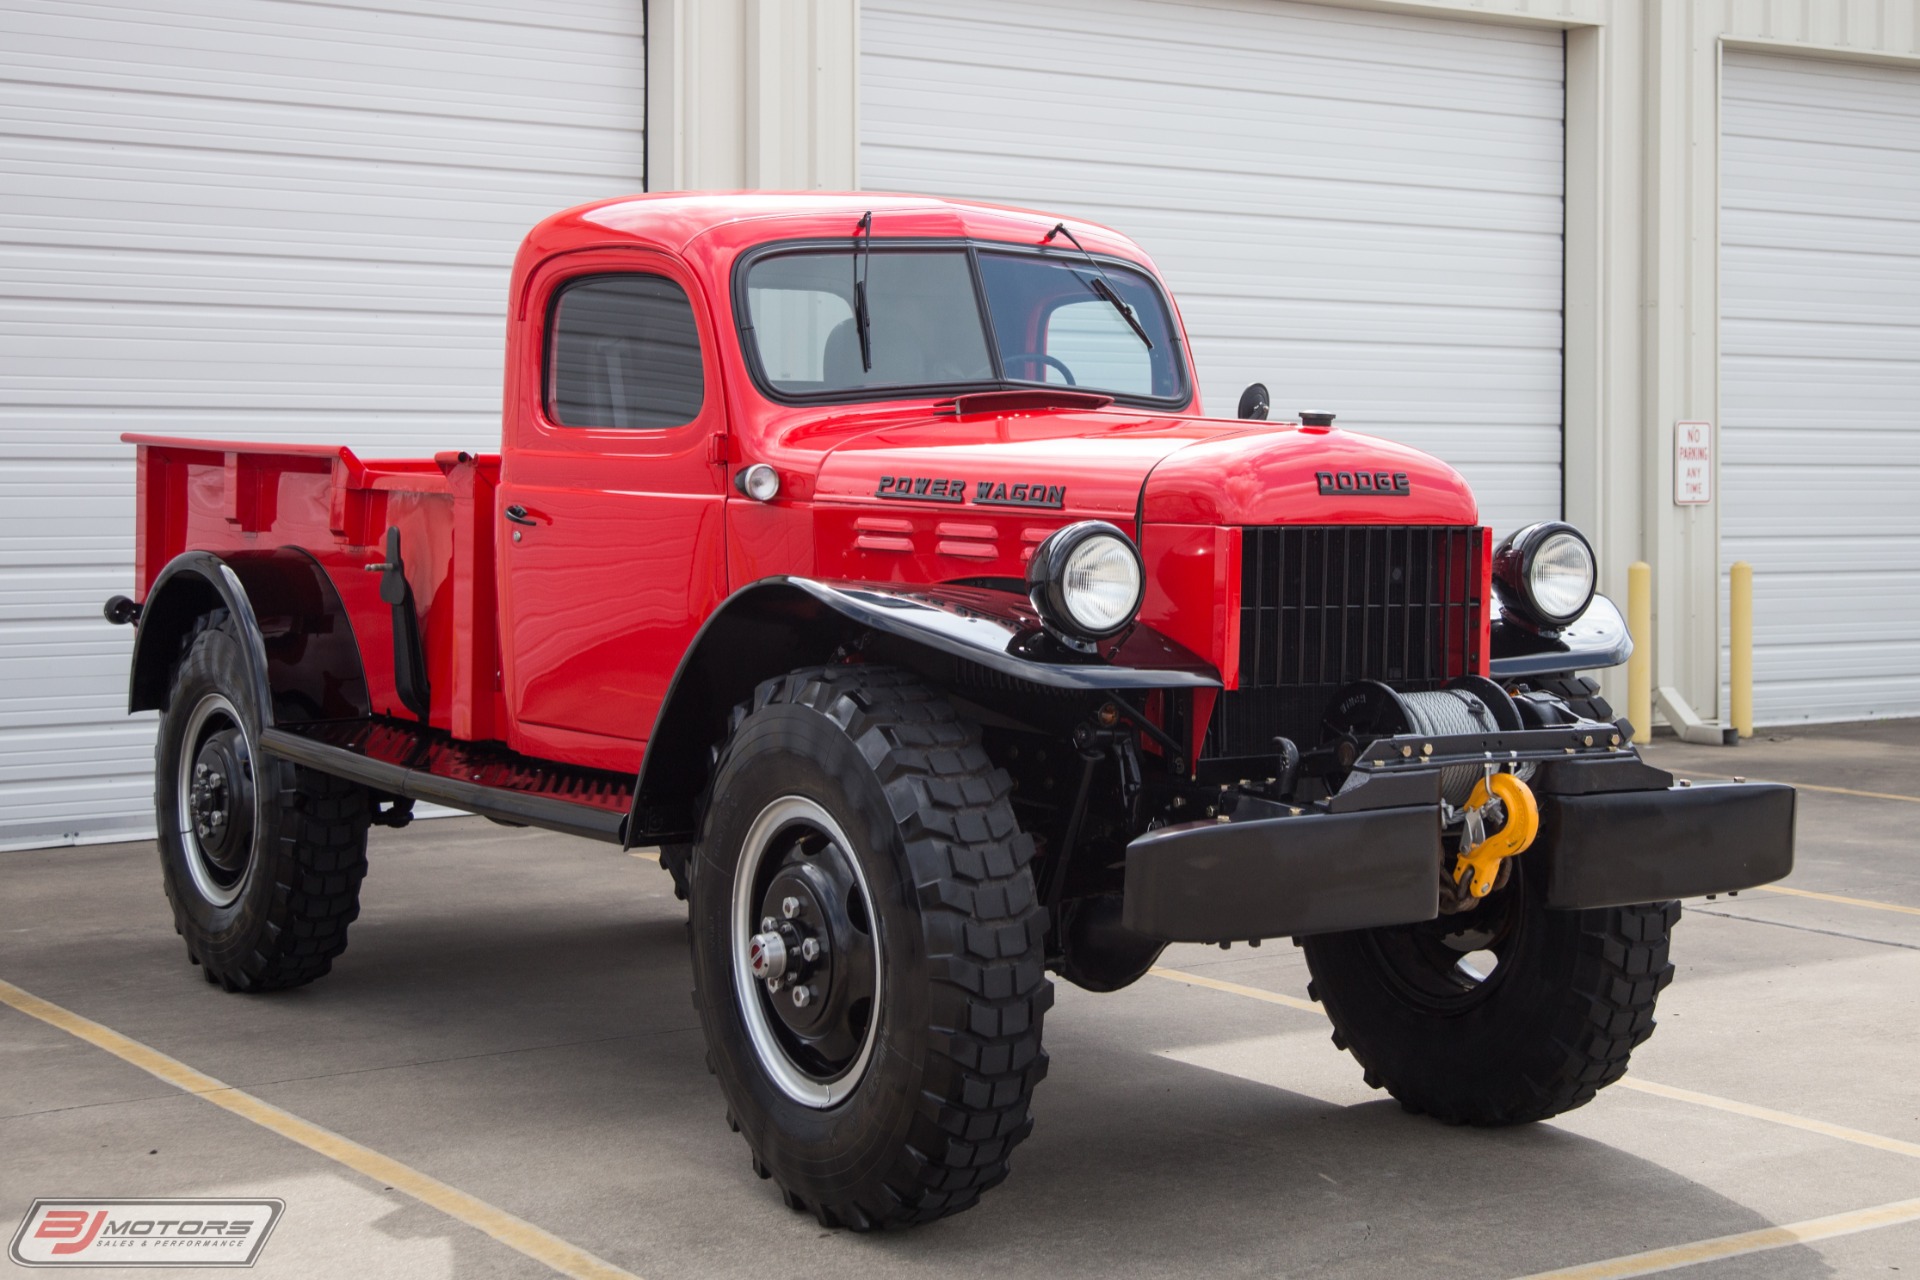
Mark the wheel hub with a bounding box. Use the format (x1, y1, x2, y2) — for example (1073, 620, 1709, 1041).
(748, 856, 868, 1053)
(189, 729, 254, 873)
(175, 694, 256, 907)
(731, 797, 882, 1108)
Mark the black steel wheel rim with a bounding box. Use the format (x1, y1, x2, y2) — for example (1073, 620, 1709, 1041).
(732, 796, 882, 1108)
(175, 692, 257, 907)
(1362, 863, 1529, 1014)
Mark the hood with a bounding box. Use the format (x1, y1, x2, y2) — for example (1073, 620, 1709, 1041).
(812, 408, 1234, 523)
(1140, 424, 1478, 525)
(812, 406, 1478, 527)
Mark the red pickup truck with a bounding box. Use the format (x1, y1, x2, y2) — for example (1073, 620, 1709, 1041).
(110, 193, 1793, 1230)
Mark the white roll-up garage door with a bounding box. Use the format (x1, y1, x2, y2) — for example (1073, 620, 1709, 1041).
(861, 0, 1565, 536)
(0, 0, 645, 848)
(1722, 50, 1920, 724)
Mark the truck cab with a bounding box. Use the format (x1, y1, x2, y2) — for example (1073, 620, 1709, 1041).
(112, 193, 1794, 1232)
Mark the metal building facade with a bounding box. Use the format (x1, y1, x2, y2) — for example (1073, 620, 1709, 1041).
(0, 0, 646, 847)
(862, 0, 1567, 538)
(4, 0, 1920, 847)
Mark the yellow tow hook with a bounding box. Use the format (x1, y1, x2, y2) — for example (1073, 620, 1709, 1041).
(1452, 772, 1540, 899)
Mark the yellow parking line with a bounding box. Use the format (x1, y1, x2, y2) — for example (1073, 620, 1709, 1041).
(630, 849, 659, 862)
(1750, 883, 1920, 918)
(1679, 771, 1920, 805)
(1782, 780, 1920, 804)
(0, 978, 641, 1280)
(1147, 966, 1321, 1013)
(1511, 1196, 1920, 1279)
(1618, 1077, 1920, 1160)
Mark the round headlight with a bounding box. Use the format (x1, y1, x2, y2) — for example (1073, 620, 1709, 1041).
(1493, 522, 1597, 630)
(1027, 521, 1144, 643)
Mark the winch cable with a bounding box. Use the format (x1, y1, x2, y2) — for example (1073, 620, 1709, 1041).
(1389, 688, 1504, 807)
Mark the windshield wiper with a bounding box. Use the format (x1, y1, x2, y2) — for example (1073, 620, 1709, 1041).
(853, 210, 873, 372)
(1043, 222, 1153, 351)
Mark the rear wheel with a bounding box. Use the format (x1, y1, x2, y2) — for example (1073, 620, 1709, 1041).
(689, 666, 1050, 1229)
(155, 612, 371, 991)
(1302, 860, 1677, 1124)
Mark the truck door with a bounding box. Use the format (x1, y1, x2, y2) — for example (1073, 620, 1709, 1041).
(497, 251, 727, 770)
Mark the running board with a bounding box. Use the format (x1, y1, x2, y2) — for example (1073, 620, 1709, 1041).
(259, 719, 632, 843)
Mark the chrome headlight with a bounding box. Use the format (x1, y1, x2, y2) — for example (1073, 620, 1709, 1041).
(1027, 521, 1144, 643)
(1493, 521, 1597, 630)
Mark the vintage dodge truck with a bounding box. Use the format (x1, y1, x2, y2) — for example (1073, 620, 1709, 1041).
(109, 193, 1794, 1229)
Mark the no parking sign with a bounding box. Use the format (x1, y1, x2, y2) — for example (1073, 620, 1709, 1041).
(1675, 420, 1712, 505)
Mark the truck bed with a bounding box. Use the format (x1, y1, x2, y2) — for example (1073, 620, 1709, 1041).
(126, 435, 508, 742)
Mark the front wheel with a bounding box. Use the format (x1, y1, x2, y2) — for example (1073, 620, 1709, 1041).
(688, 666, 1051, 1229)
(1302, 860, 1677, 1125)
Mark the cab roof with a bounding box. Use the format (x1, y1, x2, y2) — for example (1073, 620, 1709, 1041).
(513, 191, 1161, 274)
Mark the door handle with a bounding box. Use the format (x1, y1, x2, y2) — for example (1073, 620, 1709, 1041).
(504, 504, 537, 527)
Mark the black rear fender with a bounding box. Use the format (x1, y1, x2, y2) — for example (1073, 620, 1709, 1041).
(129, 549, 369, 730)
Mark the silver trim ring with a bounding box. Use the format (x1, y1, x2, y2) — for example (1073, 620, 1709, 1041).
(731, 795, 883, 1109)
(176, 692, 257, 908)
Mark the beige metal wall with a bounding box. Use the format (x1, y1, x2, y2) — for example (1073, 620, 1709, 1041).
(645, 0, 1920, 727)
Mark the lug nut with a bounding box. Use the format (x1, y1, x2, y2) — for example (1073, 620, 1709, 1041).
(800, 938, 821, 962)
(767, 976, 782, 992)
(781, 896, 801, 920)
(790, 985, 812, 1009)
(761, 915, 776, 932)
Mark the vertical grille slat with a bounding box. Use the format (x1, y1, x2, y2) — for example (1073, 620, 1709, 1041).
(1219, 525, 1485, 760)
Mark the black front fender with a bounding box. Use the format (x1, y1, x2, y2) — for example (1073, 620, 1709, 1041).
(626, 576, 1219, 846)
(1490, 593, 1633, 679)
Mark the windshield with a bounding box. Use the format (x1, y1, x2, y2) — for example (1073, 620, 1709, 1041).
(740, 244, 1186, 404)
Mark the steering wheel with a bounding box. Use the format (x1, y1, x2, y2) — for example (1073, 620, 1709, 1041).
(1005, 352, 1077, 386)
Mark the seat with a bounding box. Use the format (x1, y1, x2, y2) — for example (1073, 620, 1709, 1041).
(821, 318, 864, 388)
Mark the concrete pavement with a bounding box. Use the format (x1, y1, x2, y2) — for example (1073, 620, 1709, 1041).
(3, 720, 1917, 1278)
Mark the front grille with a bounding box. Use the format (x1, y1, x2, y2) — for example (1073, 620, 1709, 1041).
(1203, 525, 1485, 758)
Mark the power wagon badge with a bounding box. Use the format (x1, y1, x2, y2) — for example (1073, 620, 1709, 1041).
(875, 475, 1067, 509)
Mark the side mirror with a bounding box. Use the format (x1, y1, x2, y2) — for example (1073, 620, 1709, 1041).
(1237, 382, 1270, 420)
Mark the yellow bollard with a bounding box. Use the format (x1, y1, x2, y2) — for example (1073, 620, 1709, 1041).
(1730, 560, 1754, 738)
(1627, 561, 1653, 745)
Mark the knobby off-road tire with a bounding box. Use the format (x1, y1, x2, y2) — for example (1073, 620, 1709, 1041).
(1533, 673, 1620, 732)
(1302, 859, 1677, 1125)
(155, 611, 372, 992)
(688, 665, 1051, 1229)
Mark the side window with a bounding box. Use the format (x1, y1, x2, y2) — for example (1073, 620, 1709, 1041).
(547, 274, 704, 429)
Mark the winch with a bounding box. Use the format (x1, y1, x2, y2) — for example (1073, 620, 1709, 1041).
(1322, 678, 1541, 907)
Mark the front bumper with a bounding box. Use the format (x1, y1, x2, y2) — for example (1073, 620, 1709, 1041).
(1121, 730, 1796, 943)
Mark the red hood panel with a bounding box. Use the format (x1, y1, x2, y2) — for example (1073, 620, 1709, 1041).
(813, 409, 1477, 527)
(813, 410, 1237, 521)
(1142, 426, 1478, 526)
